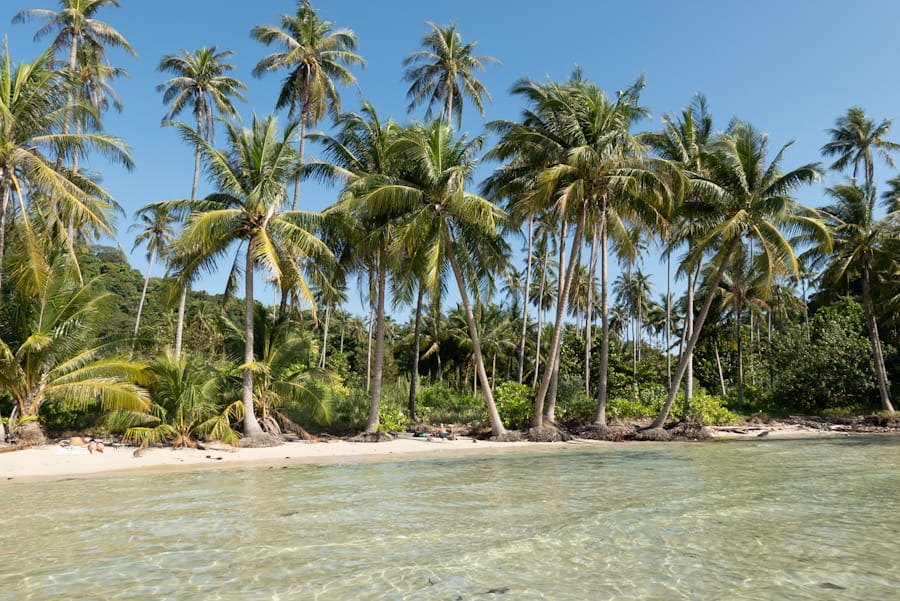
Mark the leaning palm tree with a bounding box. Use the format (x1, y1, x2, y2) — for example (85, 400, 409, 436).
(365, 121, 510, 437)
(821, 106, 900, 189)
(810, 183, 896, 412)
(402, 21, 498, 127)
(251, 0, 364, 209)
(0, 46, 132, 295)
(0, 252, 149, 444)
(129, 204, 177, 350)
(157, 46, 246, 358)
(650, 120, 826, 429)
(174, 114, 331, 442)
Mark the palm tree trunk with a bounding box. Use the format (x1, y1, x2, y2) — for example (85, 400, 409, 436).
(408, 283, 425, 419)
(319, 305, 331, 369)
(174, 287, 187, 360)
(862, 265, 895, 412)
(366, 252, 388, 433)
(292, 114, 307, 210)
(594, 217, 610, 425)
(444, 231, 506, 436)
(518, 215, 534, 384)
(736, 306, 744, 410)
(666, 254, 672, 389)
(681, 267, 695, 418)
(532, 248, 548, 388)
(651, 237, 740, 428)
(534, 205, 586, 426)
(584, 229, 599, 396)
(132, 248, 156, 351)
(0, 184, 9, 296)
(715, 341, 726, 396)
(242, 251, 264, 437)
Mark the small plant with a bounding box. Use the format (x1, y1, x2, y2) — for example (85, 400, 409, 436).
(378, 402, 409, 434)
(417, 384, 485, 425)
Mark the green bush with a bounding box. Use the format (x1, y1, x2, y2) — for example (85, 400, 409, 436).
(556, 392, 595, 425)
(493, 381, 533, 428)
(417, 384, 485, 425)
(378, 401, 409, 433)
(676, 392, 740, 425)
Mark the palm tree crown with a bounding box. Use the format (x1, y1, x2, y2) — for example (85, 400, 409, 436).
(403, 22, 498, 127)
(821, 106, 900, 188)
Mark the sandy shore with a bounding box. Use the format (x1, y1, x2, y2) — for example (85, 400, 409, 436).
(0, 435, 614, 483)
(0, 423, 869, 484)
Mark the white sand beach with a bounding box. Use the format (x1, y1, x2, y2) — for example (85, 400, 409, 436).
(0, 423, 860, 483)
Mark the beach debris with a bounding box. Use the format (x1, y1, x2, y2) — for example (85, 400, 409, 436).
(820, 582, 846, 590)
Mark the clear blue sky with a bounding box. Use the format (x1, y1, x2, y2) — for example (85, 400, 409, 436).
(5, 0, 900, 317)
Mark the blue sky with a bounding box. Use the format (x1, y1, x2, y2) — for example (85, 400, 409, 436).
(4, 0, 900, 317)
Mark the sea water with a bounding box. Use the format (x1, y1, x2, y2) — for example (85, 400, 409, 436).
(1, 436, 899, 600)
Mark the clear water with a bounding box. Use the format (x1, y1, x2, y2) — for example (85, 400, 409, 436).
(2, 437, 899, 600)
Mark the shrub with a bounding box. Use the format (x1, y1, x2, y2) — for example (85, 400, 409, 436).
(417, 384, 485, 425)
(493, 381, 534, 428)
(378, 401, 409, 433)
(556, 392, 595, 425)
(677, 392, 740, 425)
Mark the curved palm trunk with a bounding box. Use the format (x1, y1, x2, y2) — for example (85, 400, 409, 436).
(666, 253, 672, 389)
(735, 305, 745, 410)
(444, 231, 505, 436)
(534, 205, 586, 427)
(408, 283, 425, 419)
(292, 107, 309, 210)
(651, 237, 740, 428)
(518, 215, 534, 384)
(861, 265, 895, 412)
(365, 252, 387, 433)
(132, 248, 156, 351)
(594, 221, 610, 425)
(681, 267, 695, 418)
(241, 251, 264, 437)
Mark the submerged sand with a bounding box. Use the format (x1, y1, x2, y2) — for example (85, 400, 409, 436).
(0, 424, 859, 484)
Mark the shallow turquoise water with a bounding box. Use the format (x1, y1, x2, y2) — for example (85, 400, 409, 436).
(2, 436, 899, 600)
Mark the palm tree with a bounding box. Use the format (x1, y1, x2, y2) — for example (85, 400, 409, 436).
(13, 1, 135, 75)
(129, 204, 177, 350)
(124, 352, 238, 449)
(306, 102, 401, 433)
(174, 115, 331, 441)
(251, 0, 364, 209)
(157, 46, 246, 358)
(402, 22, 498, 127)
(650, 120, 825, 428)
(0, 46, 132, 294)
(811, 183, 896, 412)
(821, 106, 900, 188)
(365, 121, 509, 437)
(0, 252, 149, 443)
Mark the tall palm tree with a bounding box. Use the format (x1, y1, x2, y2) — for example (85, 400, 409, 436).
(821, 106, 900, 189)
(365, 121, 509, 437)
(251, 0, 364, 209)
(157, 46, 246, 358)
(174, 115, 331, 441)
(129, 204, 177, 350)
(811, 183, 896, 412)
(650, 120, 825, 428)
(0, 47, 132, 294)
(402, 22, 498, 127)
(307, 102, 402, 433)
(13, 0, 135, 76)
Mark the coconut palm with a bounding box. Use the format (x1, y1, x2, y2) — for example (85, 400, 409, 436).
(306, 102, 401, 432)
(129, 203, 177, 350)
(157, 46, 246, 358)
(365, 120, 509, 436)
(251, 0, 364, 209)
(174, 115, 331, 441)
(0, 47, 132, 294)
(811, 183, 897, 412)
(821, 106, 900, 189)
(402, 22, 498, 127)
(13, 0, 135, 74)
(0, 252, 149, 443)
(650, 120, 825, 428)
(123, 352, 238, 449)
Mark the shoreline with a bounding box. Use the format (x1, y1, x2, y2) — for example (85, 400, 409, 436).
(2, 424, 895, 484)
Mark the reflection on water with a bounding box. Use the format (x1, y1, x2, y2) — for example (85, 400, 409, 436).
(2, 436, 899, 600)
